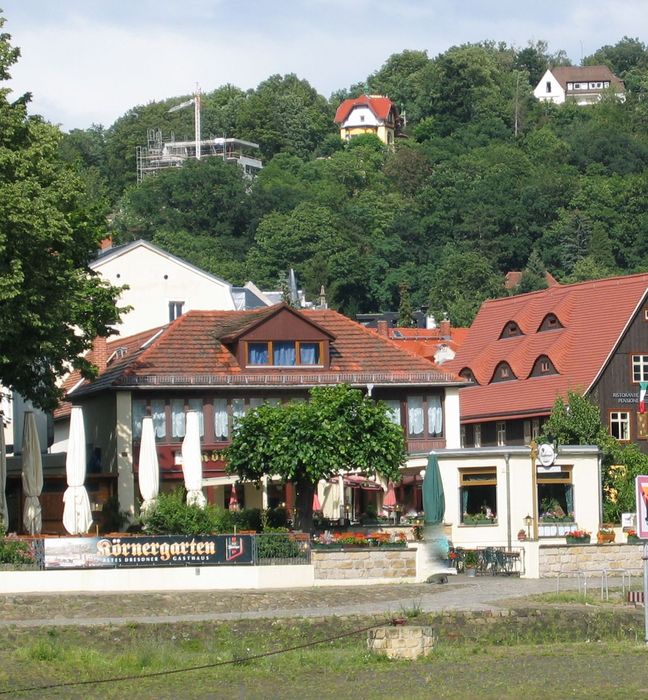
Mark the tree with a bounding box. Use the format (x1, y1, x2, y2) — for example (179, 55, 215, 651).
(513, 249, 549, 294)
(225, 385, 406, 531)
(397, 282, 415, 327)
(0, 18, 123, 410)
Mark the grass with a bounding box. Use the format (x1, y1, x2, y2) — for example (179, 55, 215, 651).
(1, 611, 648, 698)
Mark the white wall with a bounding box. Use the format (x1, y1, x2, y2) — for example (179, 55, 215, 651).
(434, 446, 601, 563)
(92, 242, 235, 338)
(533, 69, 565, 104)
(341, 105, 381, 128)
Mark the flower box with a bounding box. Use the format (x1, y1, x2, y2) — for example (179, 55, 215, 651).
(565, 535, 590, 544)
(627, 535, 641, 544)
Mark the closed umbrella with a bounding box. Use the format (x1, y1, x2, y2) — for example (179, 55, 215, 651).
(312, 491, 321, 512)
(138, 416, 159, 515)
(422, 454, 445, 525)
(229, 482, 239, 511)
(182, 410, 206, 508)
(63, 406, 92, 535)
(21, 411, 43, 535)
(0, 424, 8, 531)
(383, 483, 397, 510)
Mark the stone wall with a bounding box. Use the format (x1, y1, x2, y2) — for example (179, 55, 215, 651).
(312, 548, 416, 580)
(368, 626, 436, 660)
(539, 543, 644, 578)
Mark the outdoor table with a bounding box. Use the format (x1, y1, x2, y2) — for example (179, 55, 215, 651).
(578, 568, 609, 600)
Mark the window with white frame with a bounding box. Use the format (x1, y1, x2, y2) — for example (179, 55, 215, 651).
(496, 421, 507, 446)
(610, 411, 630, 441)
(168, 301, 184, 322)
(632, 355, 648, 382)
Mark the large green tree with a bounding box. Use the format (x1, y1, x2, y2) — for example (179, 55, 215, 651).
(0, 18, 123, 410)
(225, 385, 406, 531)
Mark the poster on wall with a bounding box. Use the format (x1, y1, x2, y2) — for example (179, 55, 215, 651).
(42, 534, 254, 569)
(635, 476, 648, 539)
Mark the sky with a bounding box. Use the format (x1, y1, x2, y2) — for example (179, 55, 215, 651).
(2, 0, 647, 132)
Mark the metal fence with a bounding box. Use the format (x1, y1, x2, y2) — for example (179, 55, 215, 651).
(252, 533, 311, 566)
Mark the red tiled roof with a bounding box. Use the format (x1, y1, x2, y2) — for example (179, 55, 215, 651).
(386, 327, 469, 363)
(68, 305, 464, 397)
(504, 270, 559, 291)
(550, 65, 625, 90)
(334, 95, 395, 124)
(446, 273, 648, 421)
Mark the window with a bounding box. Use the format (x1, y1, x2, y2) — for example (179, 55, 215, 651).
(610, 411, 630, 441)
(459, 368, 476, 383)
(188, 398, 204, 437)
(499, 321, 522, 339)
(492, 362, 516, 383)
(171, 399, 186, 439)
(474, 424, 482, 448)
(632, 355, 648, 382)
(213, 399, 229, 441)
(460, 468, 497, 525)
(524, 418, 541, 445)
(531, 355, 557, 377)
(132, 398, 147, 440)
(546, 81, 552, 93)
(231, 398, 246, 429)
(384, 400, 401, 426)
(151, 399, 166, 440)
(407, 395, 443, 437)
(538, 313, 563, 332)
(460, 425, 466, 448)
(246, 341, 322, 367)
(496, 421, 506, 446)
(169, 301, 184, 322)
(538, 467, 574, 523)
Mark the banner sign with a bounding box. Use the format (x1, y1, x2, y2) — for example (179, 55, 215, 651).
(635, 476, 648, 539)
(43, 534, 254, 570)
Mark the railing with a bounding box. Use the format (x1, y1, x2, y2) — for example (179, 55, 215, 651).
(449, 546, 525, 576)
(120, 370, 460, 387)
(253, 533, 311, 566)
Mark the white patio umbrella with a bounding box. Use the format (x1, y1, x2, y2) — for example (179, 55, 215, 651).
(63, 406, 92, 535)
(182, 410, 206, 508)
(21, 411, 43, 535)
(0, 424, 8, 532)
(138, 416, 159, 515)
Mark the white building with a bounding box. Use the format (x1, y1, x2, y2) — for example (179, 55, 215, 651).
(534, 65, 625, 105)
(90, 240, 236, 338)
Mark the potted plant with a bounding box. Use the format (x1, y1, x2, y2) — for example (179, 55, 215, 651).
(565, 529, 591, 544)
(597, 528, 616, 544)
(463, 550, 479, 576)
(627, 529, 641, 544)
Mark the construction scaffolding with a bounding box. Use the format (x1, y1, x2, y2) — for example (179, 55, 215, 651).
(136, 129, 263, 182)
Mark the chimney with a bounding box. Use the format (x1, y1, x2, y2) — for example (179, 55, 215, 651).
(99, 235, 113, 251)
(91, 336, 109, 373)
(377, 320, 389, 337)
(439, 313, 451, 340)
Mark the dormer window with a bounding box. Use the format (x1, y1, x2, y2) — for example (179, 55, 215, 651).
(499, 321, 523, 339)
(538, 313, 563, 332)
(531, 355, 557, 377)
(491, 362, 516, 383)
(247, 341, 322, 367)
(459, 368, 476, 384)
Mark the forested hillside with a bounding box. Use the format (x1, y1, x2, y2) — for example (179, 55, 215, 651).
(59, 38, 648, 323)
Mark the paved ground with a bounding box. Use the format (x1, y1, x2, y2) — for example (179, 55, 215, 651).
(0, 575, 581, 628)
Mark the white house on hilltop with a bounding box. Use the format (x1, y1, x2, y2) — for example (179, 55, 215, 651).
(534, 65, 625, 105)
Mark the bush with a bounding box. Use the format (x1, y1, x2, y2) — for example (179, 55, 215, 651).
(0, 536, 35, 566)
(257, 531, 302, 559)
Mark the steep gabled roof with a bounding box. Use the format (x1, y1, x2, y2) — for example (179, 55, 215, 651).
(447, 273, 648, 422)
(68, 305, 464, 398)
(334, 95, 396, 124)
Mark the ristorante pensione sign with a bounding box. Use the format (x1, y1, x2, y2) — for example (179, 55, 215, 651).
(42, 534, 253, 569)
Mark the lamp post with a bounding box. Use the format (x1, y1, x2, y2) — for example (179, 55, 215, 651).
(524, 513, 533, 541)
(530, 440, 539, 540)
